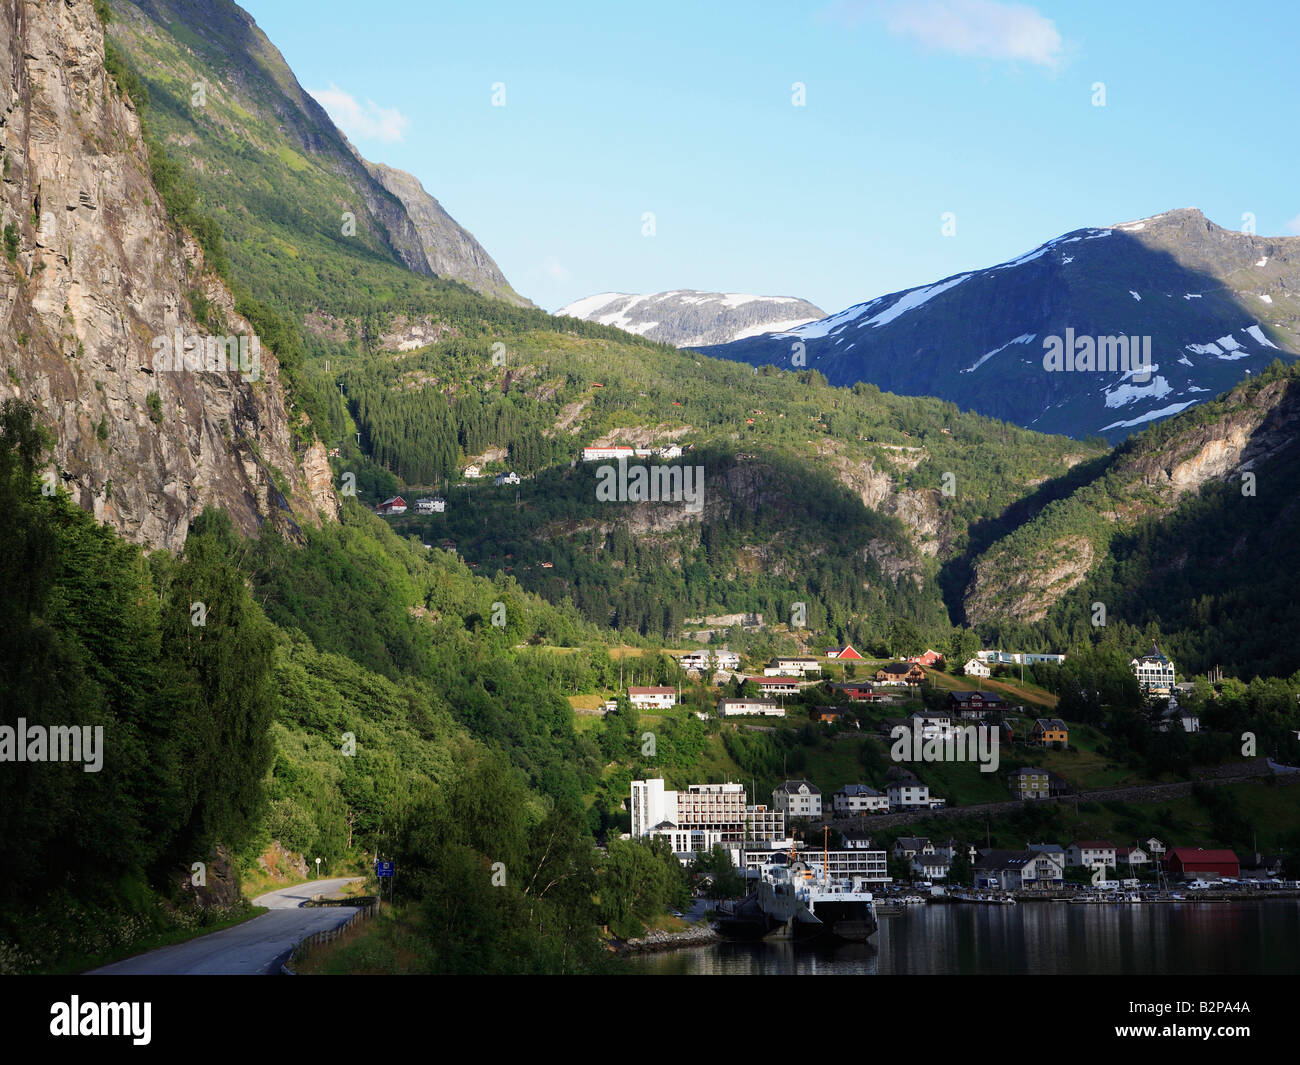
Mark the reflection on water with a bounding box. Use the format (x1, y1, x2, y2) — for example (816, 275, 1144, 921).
(629, 901, 1300, 975)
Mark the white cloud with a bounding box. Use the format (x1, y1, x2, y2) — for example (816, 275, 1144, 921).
(838, 0, 1064, 69)
(309, 84, 409, 143)
(543, 256, 570, 282)
(1283, 214, 1300, 235)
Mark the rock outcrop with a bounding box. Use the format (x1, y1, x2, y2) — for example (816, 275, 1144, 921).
(0, 0, 331, 551)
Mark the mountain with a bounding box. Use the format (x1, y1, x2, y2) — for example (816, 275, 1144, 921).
(362, 159, 531, 307)
(698, 209, 1300, 442)
(105, 0, 528, 307)
(960, 360, 1300, 677)
(0, 0, 332, 551)
(556, 291, 824, 347)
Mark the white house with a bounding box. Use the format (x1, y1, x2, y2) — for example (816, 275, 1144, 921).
(657, 444, 684, 459)
(887, 783, 932, 810)
(1145, 838, 1167, 858)
(680, 650, 740, 673)
(754, 677, 800, 697)
(1066, 841, 1117, 869)
(1116, 846, 1149, 869)
(717, 698, 784, 718)
(892, 837, 935, 859)
(627, 686, 676, 710)
(495, 471, 521, 486)
(773, 780, 822, 819)
(414, 496, 445, 514)
(972, 850, 1064, 890)
(1131, 646, 1175, 694)
(833, 784, 888, 815)
(963, 658, 991, 678)
(912, 854, 950, 880)
(463, 464, 482, 479)
(581, 445, 636, 462)
(908, 712, 957, 741)
(770, 656, 821, 676)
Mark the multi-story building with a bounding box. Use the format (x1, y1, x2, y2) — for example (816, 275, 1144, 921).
(1031, 718, 1070, 747)
(717, 698, 784, 717)
(887, 782, 933, 809)
(680, 650, 741, 673)
(630, 780, 786, 851)
(972, 850, 1064, 890)
(753, 677, 800, 697)
(833, 784, 889, 815)
(764, 656, 821, 677)
(413, 496, 446, 514)
(627, 686, 677, 710)
(772, 780, 822, 819)
(1009, 766, 1051, 801)
(1065, 841, 1117, 869)
(1131, 646, 1176, 695)
(581, 445, 636, 462)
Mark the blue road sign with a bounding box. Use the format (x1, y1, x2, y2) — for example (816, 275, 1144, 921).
(376, 860, 394, 878)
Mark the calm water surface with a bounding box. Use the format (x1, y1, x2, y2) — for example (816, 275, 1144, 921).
(629, 900, 1300, 974)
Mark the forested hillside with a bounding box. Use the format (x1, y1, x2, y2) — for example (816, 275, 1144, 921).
(967, 361, 1300, 677)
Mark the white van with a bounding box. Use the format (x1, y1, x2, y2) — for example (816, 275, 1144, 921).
(1186, 879, 1212, 890)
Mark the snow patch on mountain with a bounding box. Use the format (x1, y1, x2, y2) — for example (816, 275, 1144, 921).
(862, 275, 972, 328)
(962, 333, 1036, 373)
(1245, 324, 1278, 348)
(557, 290, 825, 347)
(1100, 401, 1199, 431)
(1105, 375, 1172, 408)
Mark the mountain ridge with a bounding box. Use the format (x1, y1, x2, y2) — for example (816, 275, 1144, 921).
(697, 208, 1300, 442)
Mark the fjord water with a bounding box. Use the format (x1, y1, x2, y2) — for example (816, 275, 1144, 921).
(629, 901, 1300, 974)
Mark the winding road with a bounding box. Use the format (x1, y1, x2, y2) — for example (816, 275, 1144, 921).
(89, 877, 366, 975)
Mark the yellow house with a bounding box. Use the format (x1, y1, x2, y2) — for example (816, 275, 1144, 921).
(1032, 717, 1069, 747)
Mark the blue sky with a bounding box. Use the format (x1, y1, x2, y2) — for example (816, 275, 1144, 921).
(243, 0, 1300, 315)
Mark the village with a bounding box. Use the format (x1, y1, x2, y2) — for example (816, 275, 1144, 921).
(605, 642, 1298, 905)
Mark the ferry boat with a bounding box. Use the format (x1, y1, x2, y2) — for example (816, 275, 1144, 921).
(713, 853, 879, 943)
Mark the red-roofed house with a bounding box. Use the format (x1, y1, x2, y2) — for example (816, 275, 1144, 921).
(907, 649, 945, 667)
(1163, 847, 1239, 880)
(825, 644, 863, 660)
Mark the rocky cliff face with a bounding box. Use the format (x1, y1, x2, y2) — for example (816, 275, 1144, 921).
(0, 0, 331, 551)
(962, 373, 1300, 624)
(363, 160, 531, 307)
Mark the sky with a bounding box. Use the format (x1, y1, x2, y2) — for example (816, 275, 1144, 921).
(241, 0, 1300, 316)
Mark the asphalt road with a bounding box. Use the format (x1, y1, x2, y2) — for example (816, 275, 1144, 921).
(88, 877, 365, 975)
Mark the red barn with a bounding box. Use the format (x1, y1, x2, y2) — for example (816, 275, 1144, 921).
(908, 649, 946, 667)
(825, 644, 864, 660)
(1163, 847, 1239, 880)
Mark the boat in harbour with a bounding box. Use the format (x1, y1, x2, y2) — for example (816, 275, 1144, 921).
(713, 853, 879, 944)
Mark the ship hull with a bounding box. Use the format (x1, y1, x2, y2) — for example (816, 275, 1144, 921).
(808, 900, 877, 943)
(714, 896, 877, 944)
